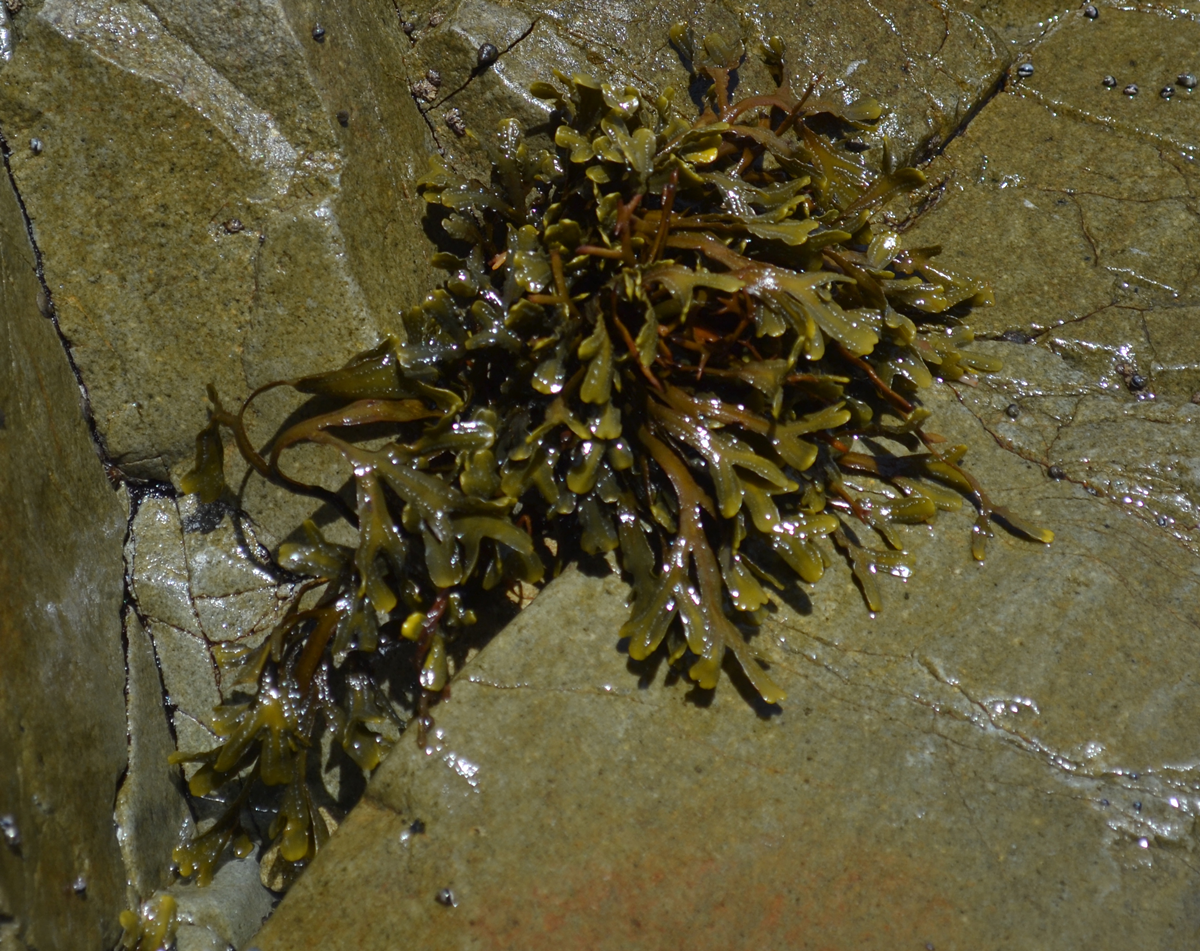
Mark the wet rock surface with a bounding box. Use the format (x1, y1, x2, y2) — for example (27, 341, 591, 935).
(253, 500, 1200, 949)
(127, 493, 295, 761)
(114, 611, 189, 914)
(0, 0, 438, 481)
(249, 3, 1200, 948)
(169, 857, 272, 951)
(0, 138, 129, 947)
(399, 0, 1010, 171)
(3, 0, 1200, 948)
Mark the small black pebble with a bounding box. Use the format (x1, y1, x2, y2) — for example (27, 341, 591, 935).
(312, 23, 326, 42)
(1128, 373, 1147, 391)
(1131, 772, 1140, 780)
(1161, 86, 1174, 100)
(1102, 75, 1117, 88)
(435, 887, 456, 907)
(1179, 73, 1198, 89)
(1048, 465, 1065, 480)
(1005, 403, 1020, 419)
(72, 876, 87, 895)
(409, 819, 426, 834)
(844, 139, 870, 153)
(1017, 63, 1034, 78)
(477, 42, 499, 68)
(1100, 799, 1109, 806)
(1083, 4, 1098, 17)
(1157, 514, 1170, 527)
(336, 109, 350, 127)
(1124, 83, 1139, 96)
(29, 137, 42, 154)
(1134, 801, 1142, 811)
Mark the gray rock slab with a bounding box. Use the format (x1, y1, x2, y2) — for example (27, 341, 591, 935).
(970, 1, 1075, 48)
(0, 0, 439, 479)
(114, 612, 190, 909)
(127, 493, 295, 751)
(0, 155, 129, 947)
(898, 7, 1200, 363)
(171, 857, 273, 951)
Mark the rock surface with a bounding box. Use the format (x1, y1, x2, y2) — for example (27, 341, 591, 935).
(248, 3, 1200, 949)
(0, 152, 129, 947)
(126, 493, 295, 762)
(0, 0, 438, 482)
(399, 0, 1009, 175)
(170, 857, 273, 951)
(251, 452, 1200, 950)
(898, 4, 1200, 547)
(0, 0, 440, 947)
(4, 0, 1200, 948)
(114, 611, 190, 912)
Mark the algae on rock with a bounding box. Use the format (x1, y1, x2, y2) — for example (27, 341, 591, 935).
(168, 28, 1050, 892)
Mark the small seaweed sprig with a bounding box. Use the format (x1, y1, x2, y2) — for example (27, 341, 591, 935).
(170, 27, 1052, 889)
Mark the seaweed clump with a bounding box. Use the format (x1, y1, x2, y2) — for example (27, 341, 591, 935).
(164, 28, 1052, 892)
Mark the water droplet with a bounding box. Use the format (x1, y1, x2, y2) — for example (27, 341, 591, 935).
(0, 815, 19, 848)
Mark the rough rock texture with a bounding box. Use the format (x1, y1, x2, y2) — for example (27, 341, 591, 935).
(126, 493, 295, 760)
(170, 857, 273, 951)
(246, 3, 1200, 948)
(5, 0, 1200, 947)
(0, 0, 441, 947)
(897, 4, 1200, 546)
(0, 162, 129, 946)
(400, 0, 1009, 175)
(251, 454, 1200, 950)
(971, 1, 1075, 48)
(0, 0, 438, 482)
(114, 611, 189, 911)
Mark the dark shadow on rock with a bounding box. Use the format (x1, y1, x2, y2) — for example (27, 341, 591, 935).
(183, 498, 235, 535)
(683, 681, 716, 708)
(722, 652, 784, 720)
(620, 639, 666, 690)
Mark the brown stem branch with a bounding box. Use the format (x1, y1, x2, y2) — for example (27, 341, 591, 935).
(836, 343, 914, 415)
